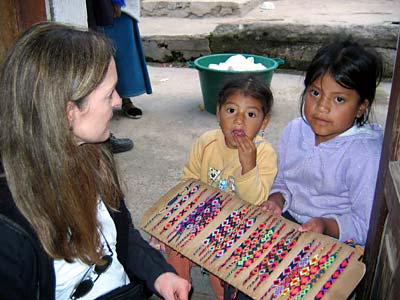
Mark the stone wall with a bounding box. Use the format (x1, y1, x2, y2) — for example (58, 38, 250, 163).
(143, 23, 398, 78)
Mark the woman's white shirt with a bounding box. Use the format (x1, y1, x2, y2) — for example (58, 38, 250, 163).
(54, 201, 129, 299)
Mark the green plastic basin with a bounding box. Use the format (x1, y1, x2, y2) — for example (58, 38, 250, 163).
(189, 53, 284, 114)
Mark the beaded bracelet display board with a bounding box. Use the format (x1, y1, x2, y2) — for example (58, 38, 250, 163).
(140, 180, 365, 300)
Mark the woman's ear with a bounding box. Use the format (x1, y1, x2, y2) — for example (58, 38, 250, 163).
(357, 99, 370, 118)
(66, 101, 76, 129)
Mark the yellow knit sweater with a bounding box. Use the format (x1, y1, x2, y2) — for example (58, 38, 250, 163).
(182, 129, 277, 205)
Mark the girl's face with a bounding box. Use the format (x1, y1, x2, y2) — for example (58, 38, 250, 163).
(304, 73, 368, 145)
(217, 92, 269, 149)
(67, 58, 121, 144)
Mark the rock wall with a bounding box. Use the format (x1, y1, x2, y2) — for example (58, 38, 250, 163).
(142, 23, 398, 78)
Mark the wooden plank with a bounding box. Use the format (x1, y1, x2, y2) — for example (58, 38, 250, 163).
(0, 0, 46, 64)
(358, 34, 400, 300)
(368, 162, 400, 299)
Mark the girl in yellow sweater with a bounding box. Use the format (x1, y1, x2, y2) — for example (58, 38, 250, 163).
(153, 75, 277, 299)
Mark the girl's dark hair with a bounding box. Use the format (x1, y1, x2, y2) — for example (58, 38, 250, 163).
(218, 75, 273, 115)
(300, 39, 383, 126)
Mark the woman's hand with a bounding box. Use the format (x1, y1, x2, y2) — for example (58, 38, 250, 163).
(149, 236, 166, 252)
(260, 193, 285, 215)
(234, 134, 257, 175)
(298, 217, 339, 239)
(154, 272, 191, 300)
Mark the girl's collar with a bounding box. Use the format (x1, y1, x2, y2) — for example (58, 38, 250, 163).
(338, 123, 374, 138)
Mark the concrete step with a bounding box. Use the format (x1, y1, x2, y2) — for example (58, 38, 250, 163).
(139, 0, 400, 77)
(142, 0, 260, 18)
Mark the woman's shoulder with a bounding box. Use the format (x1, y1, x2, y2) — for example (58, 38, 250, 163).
(0, 179, 42, 264)
(0, 214, 45, 299)
(0, 214, 32, 246)
(0, 214, 38, 280)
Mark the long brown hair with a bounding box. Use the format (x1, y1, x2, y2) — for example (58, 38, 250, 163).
(0, 22, 123, 264)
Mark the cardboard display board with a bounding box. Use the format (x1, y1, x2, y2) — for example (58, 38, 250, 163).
(140, 180, 365, 300)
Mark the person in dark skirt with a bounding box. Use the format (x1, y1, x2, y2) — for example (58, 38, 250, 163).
(102, 0, 151, 120)
(87, 0, 152, 153)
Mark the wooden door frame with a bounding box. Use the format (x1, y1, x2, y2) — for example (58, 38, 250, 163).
(0, 0, 46, 63)
(357, 31, 400, 300)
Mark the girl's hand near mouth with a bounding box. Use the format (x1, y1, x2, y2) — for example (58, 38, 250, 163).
(233, 133, 257, 175)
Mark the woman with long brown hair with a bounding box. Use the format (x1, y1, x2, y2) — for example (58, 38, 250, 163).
(0, 22, 190, 300)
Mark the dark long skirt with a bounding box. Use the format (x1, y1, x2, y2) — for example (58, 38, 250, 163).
(103, 13, 152, 98)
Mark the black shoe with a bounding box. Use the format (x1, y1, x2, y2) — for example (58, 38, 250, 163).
(122, 98, 143, 119)
(108, 135, 134, 154)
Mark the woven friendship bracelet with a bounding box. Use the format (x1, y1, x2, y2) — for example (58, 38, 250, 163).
(314, 251, 355, 300)
(208, 214, 275, 263)
(176, 193, 232, 248)
(143, 181, 195, 229)
(205, 210, 262, 264)
(200, 207, 261, 260)
(241, 229, 295, 288)
(162, 188, 208, 236)
(165, 191, 221, 243)
(260, 239, 322, 300)
(193, 205, 251, 257)
(222, 220, 286, 279)
(290, 244, 341, 300)
(151, 184, 201, 230)
(217, 217, 280, 271)
(249, 230, 301, 291)
(232, 218, 283, 275)
(170, 192, 233, 247)
(271, 240, 322, 300)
